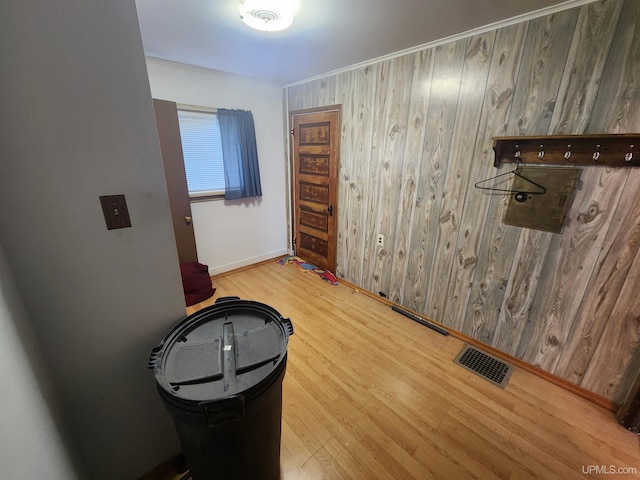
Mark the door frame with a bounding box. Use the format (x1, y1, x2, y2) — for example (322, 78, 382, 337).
(288, 105, 342, 272)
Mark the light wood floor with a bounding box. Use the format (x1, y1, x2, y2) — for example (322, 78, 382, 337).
(159, 260, 639, 479)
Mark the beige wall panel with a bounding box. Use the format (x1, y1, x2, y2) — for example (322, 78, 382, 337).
(448, 23, 527, 343)
(423, 32, 495, 330)
(555, 174, 640, 385)
(508, 10, 579, 136)
(321, 76, 337, 105)
(490, 228, 550, 355)
(489, 8, 578, 355)
(335, 70, 355, 279)
(404, 41, 467, 314)
(362, 61, 393, 293)
(287, 85, 305, 112)
(344, 65, 379, 286)
(548, 0, 623, 134)
(388, 49, 434, 304)
(516, 0, 626, 373)
(368, 55, 415, 296)
(303, 82, 319, 109)
(587, 0, 640, 135)
(482, 9, 578, 355)
(557, 0, 640, 396)
(580, 247, 640, 403)
(517, 165, 628, 368)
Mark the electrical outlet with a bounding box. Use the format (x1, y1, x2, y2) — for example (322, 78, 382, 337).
(377, 234, 384, 247)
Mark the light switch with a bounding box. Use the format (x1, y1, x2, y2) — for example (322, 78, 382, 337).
(99, 194, 132, 230)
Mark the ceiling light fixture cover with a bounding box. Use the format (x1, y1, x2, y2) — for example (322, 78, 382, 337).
(239, 0, 300, 32)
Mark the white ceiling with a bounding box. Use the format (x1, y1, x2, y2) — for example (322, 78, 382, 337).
(135, 0, 586, 85)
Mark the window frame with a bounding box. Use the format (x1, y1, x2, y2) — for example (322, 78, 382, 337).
(176, 103, 225, 202)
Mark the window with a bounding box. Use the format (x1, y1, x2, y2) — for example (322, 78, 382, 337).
(177, 107, 225, 198)
(177, 105, 262, 201)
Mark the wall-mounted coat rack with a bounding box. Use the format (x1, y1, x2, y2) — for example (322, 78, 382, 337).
(493, 134, 640, 168)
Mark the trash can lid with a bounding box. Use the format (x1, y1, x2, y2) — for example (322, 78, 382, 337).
(148, 297, 294, 403)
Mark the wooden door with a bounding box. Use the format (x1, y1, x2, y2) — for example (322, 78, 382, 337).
(290, 107, 341, 272)
(153, 99, 198, 264)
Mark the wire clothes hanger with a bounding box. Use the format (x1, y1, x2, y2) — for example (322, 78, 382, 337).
(474, 160, 546, 202)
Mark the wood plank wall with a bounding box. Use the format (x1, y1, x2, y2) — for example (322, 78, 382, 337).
(286, 0, 640, 404)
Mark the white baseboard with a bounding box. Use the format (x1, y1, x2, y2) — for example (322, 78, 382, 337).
(207, 249, 289, 276)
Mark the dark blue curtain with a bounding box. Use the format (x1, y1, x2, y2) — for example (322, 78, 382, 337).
(217, 109, 262, 200)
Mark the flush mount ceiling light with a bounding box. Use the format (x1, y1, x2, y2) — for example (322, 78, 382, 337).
(239, 0, 300, 32)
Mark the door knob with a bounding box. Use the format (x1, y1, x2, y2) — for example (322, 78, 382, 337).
(184, 216, 192, 225)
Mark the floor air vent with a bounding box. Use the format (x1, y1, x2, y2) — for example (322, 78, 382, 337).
(454, 345, 513, 389)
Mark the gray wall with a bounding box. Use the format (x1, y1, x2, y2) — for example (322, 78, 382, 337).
(0, 245, 81, 478)
(287, 0, 640, 404)
(0, 0, 187, 478)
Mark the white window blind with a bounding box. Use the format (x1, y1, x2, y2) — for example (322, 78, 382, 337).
(177, 108, 225, 197)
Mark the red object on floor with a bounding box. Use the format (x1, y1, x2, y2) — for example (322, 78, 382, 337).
(180, 262, 215, 306)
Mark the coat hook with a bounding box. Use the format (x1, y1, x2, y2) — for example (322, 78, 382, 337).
(626, 145, 635, 162)
(538, 144, 545, 159)
(564, 145, 572, 160)
(593, 144, 601, 162)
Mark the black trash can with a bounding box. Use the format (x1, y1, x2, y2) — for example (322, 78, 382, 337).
(148, 297, 294, 480)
